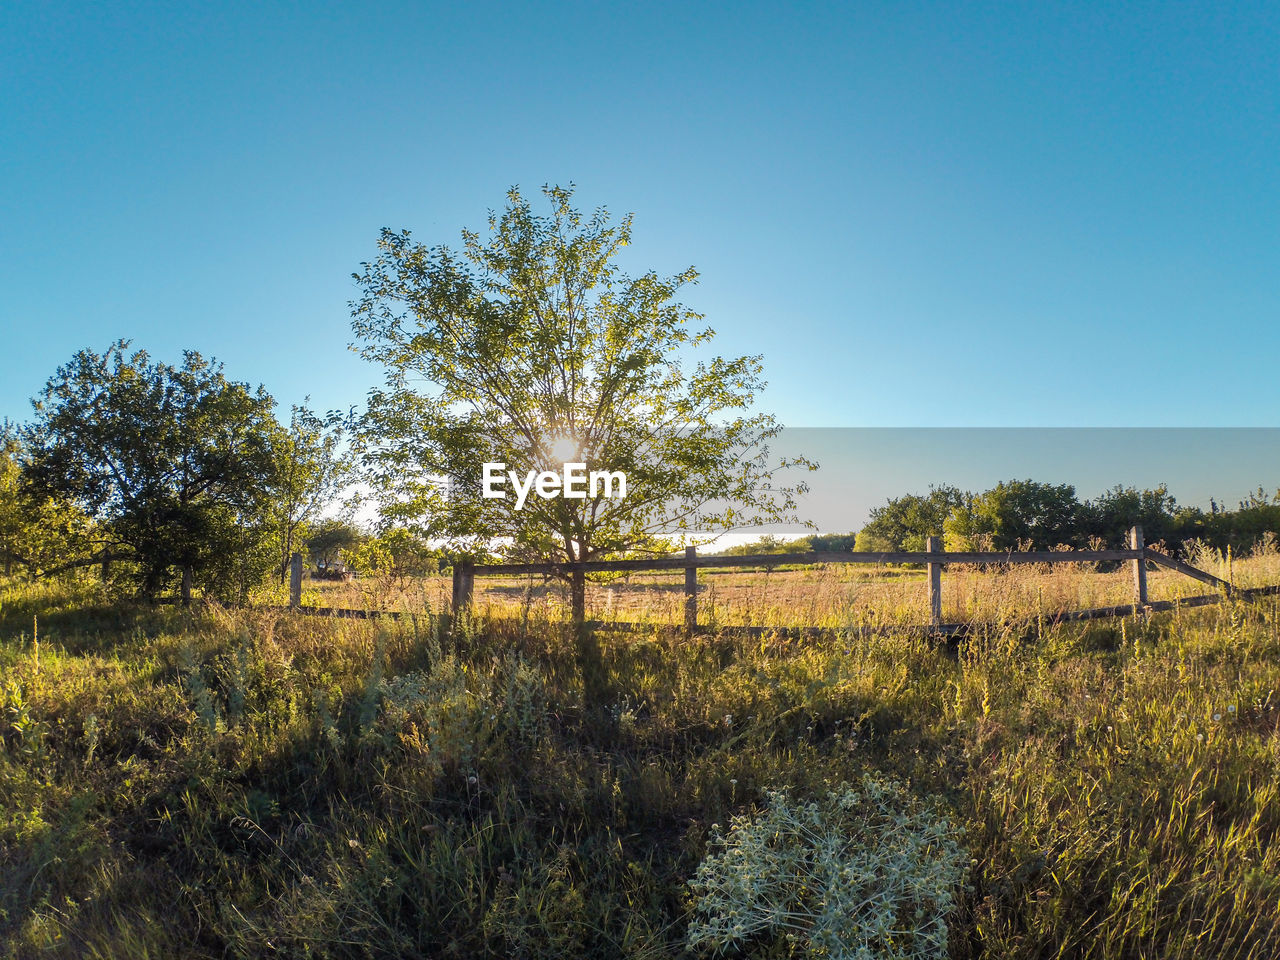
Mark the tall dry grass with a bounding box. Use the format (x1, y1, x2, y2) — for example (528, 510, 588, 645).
(297, 546, 1280, 631)
(4, 576, 1280, 956)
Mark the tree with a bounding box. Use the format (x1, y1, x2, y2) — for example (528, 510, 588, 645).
(267, 404, 349, 581)
(1, 419, 99, 578)
(306, 518, 364, 569)
(25, 342, 281, 600)
(351, 185, 811, 618)
(943, 480, 1083, 551)
(856, 486, 967, 552)
(349, 527, 439, 584)
(985, 480, 1083, 550)
(807, 532, 858, 553)
(1209, 488, 1280, 555)
(1083, 484, 1180, 550)
(0, 422, 25, 576)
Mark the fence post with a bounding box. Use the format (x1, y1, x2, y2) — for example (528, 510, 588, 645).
(926, 536, 943, 628)
(453, 560, 474, 615)
(1129, 526, 1148, 606)
(570, 565, 585, 626)
(289, 551, 303, 609)
(685, 545, 698, 634)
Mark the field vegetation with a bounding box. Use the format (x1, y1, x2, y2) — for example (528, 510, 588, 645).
(303, 541, 1280, 630)
(7, 186, 1280, 958)
(4, 563, 1280, 958)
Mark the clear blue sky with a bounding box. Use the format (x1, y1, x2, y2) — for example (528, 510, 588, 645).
(3, 1, 1278, 438)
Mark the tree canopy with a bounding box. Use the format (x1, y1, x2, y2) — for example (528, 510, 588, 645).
(855, 479, 1280, 557)
(351, 185, 811, 570)
(24, 342, 283, 598)
(0, 421, 95, 577)
(855, 486, 967, 552)
(267, 404, 350, 581)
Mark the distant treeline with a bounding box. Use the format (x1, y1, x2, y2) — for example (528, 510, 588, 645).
(721, 481, 1280, 558)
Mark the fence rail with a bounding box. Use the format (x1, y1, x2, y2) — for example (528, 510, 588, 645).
(461, 547, 1142, 576)
(284, 525, 1249, 636)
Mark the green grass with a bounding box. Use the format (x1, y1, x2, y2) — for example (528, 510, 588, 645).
(3, 577, 1280, 957)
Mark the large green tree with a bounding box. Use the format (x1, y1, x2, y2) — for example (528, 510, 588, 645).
(351, 185, 811, 612)
(25, 342, 282, 600)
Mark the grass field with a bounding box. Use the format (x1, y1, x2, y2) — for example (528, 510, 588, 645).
(4, 560, 1280, 958)
(305, 544, 1279, 630)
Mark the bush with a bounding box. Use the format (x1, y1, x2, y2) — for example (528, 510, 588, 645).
(686, 776, 968, 959)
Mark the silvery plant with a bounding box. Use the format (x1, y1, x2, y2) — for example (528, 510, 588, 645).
(686, 776, 968, 959)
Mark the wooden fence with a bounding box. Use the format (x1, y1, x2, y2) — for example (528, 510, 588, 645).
(285, 525, 1272, 636)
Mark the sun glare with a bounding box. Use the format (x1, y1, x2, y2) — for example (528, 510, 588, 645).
(547, 432, 581, 464)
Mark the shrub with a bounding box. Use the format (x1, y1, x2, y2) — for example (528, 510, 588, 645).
(686, 776, 967, 959)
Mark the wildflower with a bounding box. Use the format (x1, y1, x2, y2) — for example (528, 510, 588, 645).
(724, 715, 733, 728)
(1213, 713, 1222, 722)
(1196, 733, 1204, 741)
(467, 775, 478, 785)
(1229, 704, 1237, 713)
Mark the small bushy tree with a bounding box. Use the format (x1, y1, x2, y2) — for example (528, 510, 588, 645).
(857, 486, 966, 552)
(0, 423, 29, 576)
(306, 518, 364, 569)
(0, 421, 95, 577)
(267, 404, 349, 581)
(349, 527, 439, 584)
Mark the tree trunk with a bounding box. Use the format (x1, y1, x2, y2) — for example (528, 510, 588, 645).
(280, 527, 293, 583)
(181, 565, 192, 605)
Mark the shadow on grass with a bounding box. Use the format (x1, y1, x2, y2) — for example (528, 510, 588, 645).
(0, 585, 194, 653)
